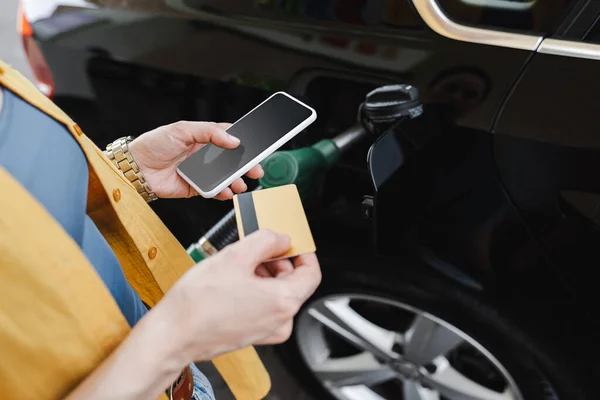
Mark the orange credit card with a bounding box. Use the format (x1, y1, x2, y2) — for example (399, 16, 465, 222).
(233, 184, 316, 260)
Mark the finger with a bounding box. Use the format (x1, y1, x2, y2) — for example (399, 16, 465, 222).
(293, 253, 320, 269)
(281, 253, 322, 300)
(245, 164, 264, 180)
(213, 187, 234, 201)
(264, 259, 294, 278)
(233, 229, 291, 267)
(184, 182, 200, 198)
(172, 121, 240, 149)
(217, 122, 232, 130)
(256, 321, 294, 345)
(230, 178, 248, 194)
(256, 264, 273, 278)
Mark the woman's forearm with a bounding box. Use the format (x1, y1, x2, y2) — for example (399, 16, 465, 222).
(65, 301, 190, 400)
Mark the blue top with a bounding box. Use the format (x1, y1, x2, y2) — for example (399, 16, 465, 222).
(0, 87, 147, 327)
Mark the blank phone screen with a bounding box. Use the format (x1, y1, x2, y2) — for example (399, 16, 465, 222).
(178, 93, 313, 193)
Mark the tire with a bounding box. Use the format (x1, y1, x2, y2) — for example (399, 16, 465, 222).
(275, 257, 592, 400)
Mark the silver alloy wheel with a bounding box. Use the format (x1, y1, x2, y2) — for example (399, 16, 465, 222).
(296, 294, 524, 400)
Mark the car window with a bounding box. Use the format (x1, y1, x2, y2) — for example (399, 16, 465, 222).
(435, 0, 577, 35)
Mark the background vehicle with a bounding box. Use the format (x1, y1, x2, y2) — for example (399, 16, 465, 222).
(18, 0, 600, 399)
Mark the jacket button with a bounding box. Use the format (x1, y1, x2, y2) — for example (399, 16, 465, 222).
(112, 189, 121, 202)
(148, 247, 158, 259)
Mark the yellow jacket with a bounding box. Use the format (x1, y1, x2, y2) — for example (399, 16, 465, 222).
(0, 60, 270, 400)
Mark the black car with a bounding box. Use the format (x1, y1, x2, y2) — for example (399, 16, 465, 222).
(18, 1, 600, 399)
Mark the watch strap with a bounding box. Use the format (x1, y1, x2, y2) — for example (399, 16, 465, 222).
(105, 136, 158, 203)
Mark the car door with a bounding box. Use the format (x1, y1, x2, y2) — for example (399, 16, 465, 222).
(491, 0, 600, 315)
(374, 0, 581, 271)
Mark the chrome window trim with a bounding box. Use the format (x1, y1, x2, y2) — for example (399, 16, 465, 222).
(411, 0, 543, 50)
(412, 0, 600, 60)
(460, 0, 536, 11)
(538, 39, 600, 60)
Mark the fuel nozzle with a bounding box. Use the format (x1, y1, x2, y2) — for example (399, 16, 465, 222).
(259, 84, 423, 198)
(361, 84, 423, 135)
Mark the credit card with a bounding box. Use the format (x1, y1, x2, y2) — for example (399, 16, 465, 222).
(233, 184, 316, 260)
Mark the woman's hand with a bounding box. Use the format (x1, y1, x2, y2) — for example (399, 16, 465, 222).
(128, 121, 264, 200)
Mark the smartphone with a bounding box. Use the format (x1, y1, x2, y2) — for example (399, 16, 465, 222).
(177, 92, 317, 198)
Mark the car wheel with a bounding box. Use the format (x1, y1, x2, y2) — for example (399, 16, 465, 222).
(276, 257, 590, 400)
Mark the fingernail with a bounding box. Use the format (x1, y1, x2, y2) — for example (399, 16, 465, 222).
(228, 134, 240, 144)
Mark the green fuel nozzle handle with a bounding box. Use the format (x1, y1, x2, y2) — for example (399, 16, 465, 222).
(258, 139, 338, 196)
(259, 123, 366, 199)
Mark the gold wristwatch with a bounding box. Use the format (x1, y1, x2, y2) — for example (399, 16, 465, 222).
(104, 136, 158, 203)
